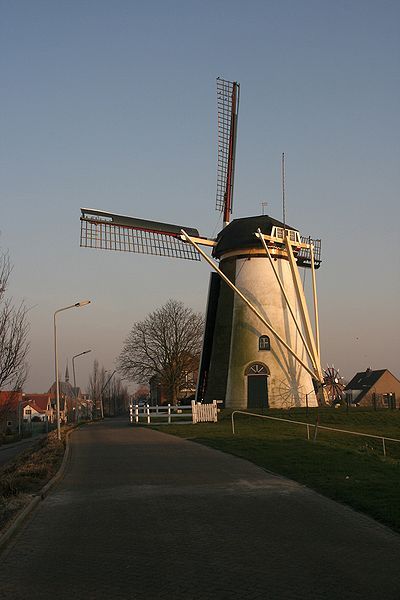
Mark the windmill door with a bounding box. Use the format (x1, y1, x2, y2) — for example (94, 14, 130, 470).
(246, 364, 269, 409)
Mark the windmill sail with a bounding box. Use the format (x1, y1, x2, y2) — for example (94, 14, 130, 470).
(216, 78, 240, 225)
(80, 208, 201, 260)
(297, 237, 322, 268)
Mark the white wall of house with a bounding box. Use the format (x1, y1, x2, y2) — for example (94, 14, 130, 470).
(23, 405, 46, 422)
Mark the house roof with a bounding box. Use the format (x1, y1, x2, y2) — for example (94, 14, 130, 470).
(23, 394, 51, 412)
(0, 390, 24, 411)
(23, 400, 46, 414)
(48, 381, 76, 398)
(345, 369, 387, 392)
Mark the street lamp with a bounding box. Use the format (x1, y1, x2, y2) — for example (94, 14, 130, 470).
(72, 349, 91, 422)
(54, 300, 91, 440)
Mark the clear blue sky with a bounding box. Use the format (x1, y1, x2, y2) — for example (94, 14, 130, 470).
(1, 0, 399, 392)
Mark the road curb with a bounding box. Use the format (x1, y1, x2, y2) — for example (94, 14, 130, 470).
(0, 427, 75, 554)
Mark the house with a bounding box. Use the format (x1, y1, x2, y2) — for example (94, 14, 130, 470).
(149, 368, 198, 406)
(0, 390, 23, 433)
(344, 368, 400, 408)
(22, 394, 53, 423)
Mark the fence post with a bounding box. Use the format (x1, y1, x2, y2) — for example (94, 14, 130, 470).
(382, 437, 386, 457)
(213, 400, 218, 422)
(168, 404, 171, 424)
(129, 404, 133, 424)
(146, 404, 150, 424)
(135, 404, 139, 424)
(306, 423, 310, 441)
(191, 400, 196, 423)
(313, 420, 319, 442)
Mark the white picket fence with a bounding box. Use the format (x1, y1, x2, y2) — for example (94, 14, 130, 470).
(191, 400, 218, 423)
(129, 401, 218, 425)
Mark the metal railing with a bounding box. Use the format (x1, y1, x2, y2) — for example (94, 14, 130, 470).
(231, 410, 400, 457)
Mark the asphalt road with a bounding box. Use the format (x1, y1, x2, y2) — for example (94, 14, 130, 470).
(1, 418, 400, 599)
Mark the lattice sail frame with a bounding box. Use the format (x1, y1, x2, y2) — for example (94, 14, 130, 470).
(298, 237, 322, 268)
(80, 209, 200, 261)
(216, 78, 240, 218)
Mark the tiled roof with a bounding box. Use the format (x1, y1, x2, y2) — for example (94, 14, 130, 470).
(23, 400, 46, 414)
(23, 394, 51, 412)
(48, 381, 76, 398)
(0, 390, 23, 411)
(344, 369, 396, 403)
(345, 369, 387, 391)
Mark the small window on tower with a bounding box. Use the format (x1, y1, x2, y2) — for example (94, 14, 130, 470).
(259, 335, 270, 351)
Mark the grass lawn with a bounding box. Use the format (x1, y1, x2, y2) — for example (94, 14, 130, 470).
(156, 408, 400, 532)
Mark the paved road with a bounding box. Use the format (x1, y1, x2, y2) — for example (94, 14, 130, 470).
(1, 418, 400, 599)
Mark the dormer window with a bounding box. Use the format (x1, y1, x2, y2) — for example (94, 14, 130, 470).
(271, 227, 299, 243)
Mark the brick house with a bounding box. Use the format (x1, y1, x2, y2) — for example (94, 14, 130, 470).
(344, 368, 400, 408)
(0, 390, 23, 432)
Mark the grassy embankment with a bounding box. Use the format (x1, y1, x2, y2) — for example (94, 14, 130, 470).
(156, 408, 400, 532)
(0, 427, 70, 532)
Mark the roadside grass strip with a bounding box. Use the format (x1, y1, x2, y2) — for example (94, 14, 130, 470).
(0, 428, 69, 532)
(156, 408, 400, 532)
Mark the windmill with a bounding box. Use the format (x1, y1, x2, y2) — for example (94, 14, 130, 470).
(79, 77, 326, 409)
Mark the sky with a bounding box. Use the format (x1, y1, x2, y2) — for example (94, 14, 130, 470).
(1, 0, 399, 393)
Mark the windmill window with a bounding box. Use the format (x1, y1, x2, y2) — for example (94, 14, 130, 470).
(259, 336, 270, 351)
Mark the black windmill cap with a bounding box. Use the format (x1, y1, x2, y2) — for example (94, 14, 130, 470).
(212, 215, 298, 259)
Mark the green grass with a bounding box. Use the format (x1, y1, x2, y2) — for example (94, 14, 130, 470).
(156, 408, 400, 532)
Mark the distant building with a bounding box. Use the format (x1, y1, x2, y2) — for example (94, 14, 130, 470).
(0, 390, 23, 432)
(149, 368, 198, 406)
(48, 364, 76, 423)
(344, 368, 400, 408)
(22, 394, 53, 422)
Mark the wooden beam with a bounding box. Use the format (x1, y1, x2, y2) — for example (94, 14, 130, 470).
(255, 229, 317, 372)
(285, 238, 324, 382)
(310, 242, 321, 361)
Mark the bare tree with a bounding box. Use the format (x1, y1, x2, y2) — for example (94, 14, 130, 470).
(117, 299, 204, 404)
(0, 249, 30, 392)
(87, 359, 107, 417)
(87, 362, 129, 417)
(107, 375, 129, 415)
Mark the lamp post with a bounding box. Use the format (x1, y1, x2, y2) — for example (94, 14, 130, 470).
(54, 300, 91, 441)
(72, 349, 92, 422)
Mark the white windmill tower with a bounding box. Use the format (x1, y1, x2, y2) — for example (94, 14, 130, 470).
(79, 78, 326, 409)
